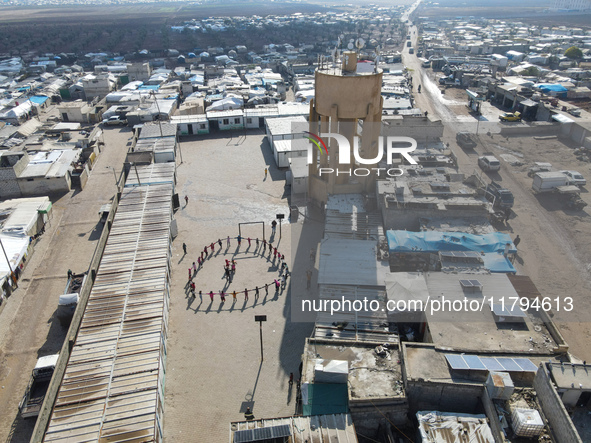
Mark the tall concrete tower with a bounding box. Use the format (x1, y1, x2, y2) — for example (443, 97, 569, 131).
(308, 51, 383, 206)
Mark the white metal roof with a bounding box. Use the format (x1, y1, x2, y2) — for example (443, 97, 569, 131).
(318, 238, 389, 287)
(266, 115, 307, 135)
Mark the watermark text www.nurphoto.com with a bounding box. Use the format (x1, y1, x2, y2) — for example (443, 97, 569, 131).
(301, 296, 574, 316)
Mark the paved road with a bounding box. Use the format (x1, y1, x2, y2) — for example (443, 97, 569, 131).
(0, 126, 133, 443)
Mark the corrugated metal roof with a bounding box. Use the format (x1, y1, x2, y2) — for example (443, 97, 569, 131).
(124, 163, 176, 188)
(44, 182, 173, 442)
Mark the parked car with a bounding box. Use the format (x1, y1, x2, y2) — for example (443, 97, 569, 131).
(456, 132, 477, 150)
(499, 111, 522, 122)
(439, 76, 459, 86)
(19, 354, 59, 419)
(102, 115, 127, 126)
(478, 155, 501, 172)
(560, 170, 586, 187)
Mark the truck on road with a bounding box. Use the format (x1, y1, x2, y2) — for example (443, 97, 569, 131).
(532, 172, 569, 193)
(19, 354, 59, 419)
(456, 132, 477, 150)
(485, 181, 514, 209)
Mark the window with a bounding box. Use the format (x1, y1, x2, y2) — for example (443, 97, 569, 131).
(199, 124, 206, 129)
(234, 118, 241, 124)
(223, 119, 229, 125)
(246, 118, 252, 124)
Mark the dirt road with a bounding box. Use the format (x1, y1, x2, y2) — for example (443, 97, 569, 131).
(403, 31, 591, 361)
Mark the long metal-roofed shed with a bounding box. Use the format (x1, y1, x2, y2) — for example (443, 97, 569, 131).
(43, 181, 174, 442)
(125, 162, 177, 189)
(132, 137, 177, 164)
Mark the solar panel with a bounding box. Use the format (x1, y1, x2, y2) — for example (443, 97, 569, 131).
(235, 425, 292, 443)
(514, 358, 538, 372)
(459, 279, 474, 288)
(497, 358, 522, 372)
(491, 304, 527, 319)
(468, 279, 482, 287)
(480, 357, 505, 372)
(464, 355, 487, 370)
(446, 354, 539, 374)
(445, 354, 469, 370)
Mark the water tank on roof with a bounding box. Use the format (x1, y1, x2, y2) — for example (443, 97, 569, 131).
(511, 408, 544, 438)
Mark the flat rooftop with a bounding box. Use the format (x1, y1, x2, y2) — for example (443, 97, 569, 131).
(231, 413, 357, 443)
(303, 340, 404, 400)
(404, 344, 562, 385)
(318, 238, 389, 287)
(385, 273, 558, 354)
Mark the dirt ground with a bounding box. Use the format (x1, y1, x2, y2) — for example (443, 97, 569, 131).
(445, 127, 591, 362)
(476, 134, 591, 361)
(403, 26, 591, 361)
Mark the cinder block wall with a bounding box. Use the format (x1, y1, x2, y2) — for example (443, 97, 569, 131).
(533, 364, 582, 443)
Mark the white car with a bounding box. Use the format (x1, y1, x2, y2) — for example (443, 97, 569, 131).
(560, 170, 586, 187)
(102, 116, 127, 126)
(478, 155, 501, 172)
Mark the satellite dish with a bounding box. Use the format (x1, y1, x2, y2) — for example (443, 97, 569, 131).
(356, 38, 365, 50)
(347, 42, 354, 50)
(339, 34, 345, 40)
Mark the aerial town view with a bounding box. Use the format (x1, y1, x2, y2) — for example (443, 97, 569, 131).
(0, 0, 591, 441)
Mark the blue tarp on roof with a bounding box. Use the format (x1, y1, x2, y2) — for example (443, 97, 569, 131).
(138, 84, 160, 90)
(387, 231, 516, 254)
(29, 95, 49, 105)
(535, 84, 568, 93)
(481, 252, 516, 273)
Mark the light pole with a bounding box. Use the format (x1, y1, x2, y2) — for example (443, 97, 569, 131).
(105, 166, 118, 186)
(255, 315, 267, 361)
(276, 213, 285, 239)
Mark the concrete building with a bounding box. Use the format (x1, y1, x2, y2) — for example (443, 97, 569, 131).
(382, 115, 444, 143)
(377, 169, 491, 231)
(170, 115, 209, 136)
(57, 101, 104, 124)
(301, 339, 408, 435)
(17, 149, 80, 195)
(231, 414, 357, 442)
(308, 52, 383, 206)
(81, 74, 116, 100)
(206, 109, 244, 131)
(127, 62, 152, 82)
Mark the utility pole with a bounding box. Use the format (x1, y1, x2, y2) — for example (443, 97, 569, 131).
(0, 238, 17, 289)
